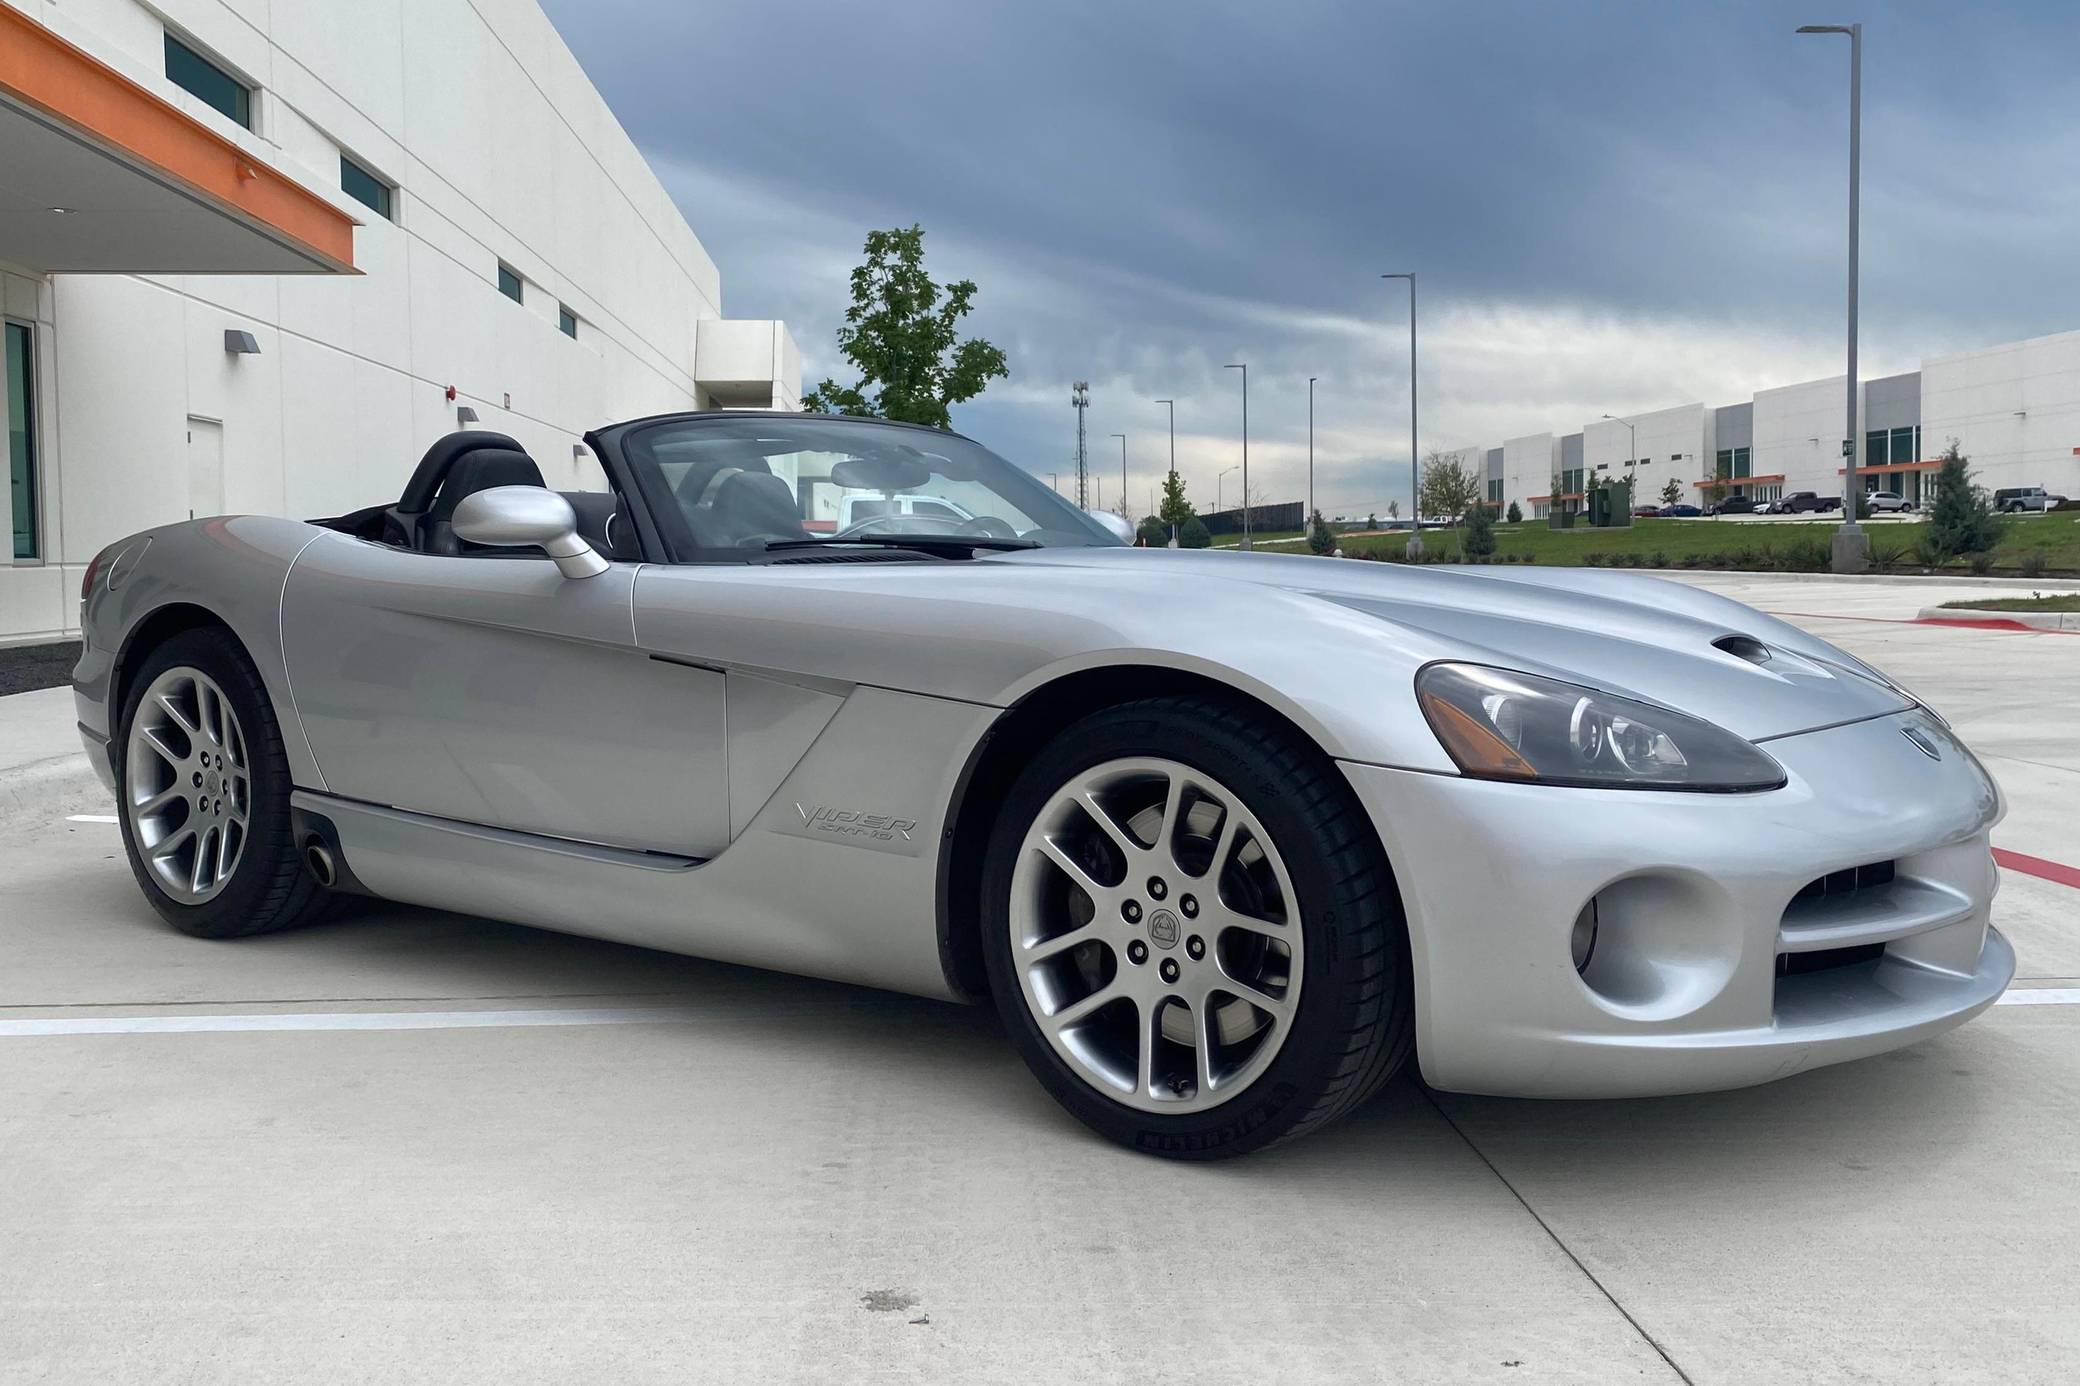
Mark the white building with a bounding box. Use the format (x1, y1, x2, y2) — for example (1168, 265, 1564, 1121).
(2, 0, 798, 646)
(1451, 328, 2080, 519)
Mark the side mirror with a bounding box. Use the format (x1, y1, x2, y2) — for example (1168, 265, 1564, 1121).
(1087, 508, 1137, 544)
(451, 486, 609, 579)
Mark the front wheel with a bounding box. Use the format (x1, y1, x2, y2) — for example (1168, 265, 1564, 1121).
(981, 696, 1414, 1158)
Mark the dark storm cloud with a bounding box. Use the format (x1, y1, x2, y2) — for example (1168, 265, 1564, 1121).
(542, 0, 2080, 515)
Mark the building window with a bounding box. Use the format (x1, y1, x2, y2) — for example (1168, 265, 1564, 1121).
(558, 305, 578, 339)
(1486, 477, 1503, 505)
(497, 264, 523, 303)
(164, 33, 251, 129)
(1865, 425, 1921, 470)
(1714, 447, 1752, 480)
(7, 321, 36, 561)
(339, 154, 392, 220)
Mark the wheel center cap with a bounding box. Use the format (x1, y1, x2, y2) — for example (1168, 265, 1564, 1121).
(1147, 908, 1180, 950)
(205, 771, 222, 796)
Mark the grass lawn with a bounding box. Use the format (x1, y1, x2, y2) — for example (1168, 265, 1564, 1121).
(1322, 514, 2080, 574)
(1939, 593, 2080, 612)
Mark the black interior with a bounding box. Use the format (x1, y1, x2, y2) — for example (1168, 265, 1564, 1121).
(312, 431, 639, 561)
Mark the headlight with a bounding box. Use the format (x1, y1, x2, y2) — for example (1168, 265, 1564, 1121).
(1415, 662, 1786, 792)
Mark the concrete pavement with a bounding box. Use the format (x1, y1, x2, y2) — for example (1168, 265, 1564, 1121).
(2, 574, 2076, 1383)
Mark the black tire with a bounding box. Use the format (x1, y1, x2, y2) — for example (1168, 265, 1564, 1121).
(980, 694, 1414, 1159)
(115, 628, 332, 939)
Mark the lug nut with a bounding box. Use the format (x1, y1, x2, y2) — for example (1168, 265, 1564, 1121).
(1159, 958, 1181, 983)
(1122, 899, 1142, 924)
(1186, 935, 1205, 960)
(192, 771, 203, 787)
(1180, 894, 1198, 919)
(1127, 940, 1149, 966)
(1147, 877, 1167, 900)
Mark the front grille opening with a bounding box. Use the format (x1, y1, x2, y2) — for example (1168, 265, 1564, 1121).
(1777, 941, 1885, 976)
(1792, 859, 1895, 903)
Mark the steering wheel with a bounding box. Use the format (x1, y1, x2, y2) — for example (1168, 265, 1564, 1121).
(957, 515, 1019, 540)
(832, 513, 963, 541)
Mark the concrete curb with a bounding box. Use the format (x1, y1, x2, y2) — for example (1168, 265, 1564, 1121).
(0, 753, 108, 835)
(1915, 606, 2080, 632)
(1657, 569, 2080, 590)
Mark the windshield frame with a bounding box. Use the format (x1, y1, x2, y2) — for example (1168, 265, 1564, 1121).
(592, 411, 1121, 565)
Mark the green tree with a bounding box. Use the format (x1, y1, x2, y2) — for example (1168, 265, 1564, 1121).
(1505, 500, 1523, 524)
(1156, 470, 1197, 527)
(1461, 499, 1496, 556)
(1178, 516, 1212, 549)
(1925, 442, 2001, 559)
(1419, 449, 1482, 520)
(800, 225, 1008, 428)
(1659, 478, 1682, 508)
(1307, 509, 1336, 555)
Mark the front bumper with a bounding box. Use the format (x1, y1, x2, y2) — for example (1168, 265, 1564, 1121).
(1344, 708, 2012, 1099)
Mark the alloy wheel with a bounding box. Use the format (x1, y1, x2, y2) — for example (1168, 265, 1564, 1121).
(1007, 757, 1304, 1113)
(124, 666, 252, 904)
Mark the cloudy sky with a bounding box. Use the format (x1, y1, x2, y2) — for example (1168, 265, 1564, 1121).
(540, 0, 2078, 518)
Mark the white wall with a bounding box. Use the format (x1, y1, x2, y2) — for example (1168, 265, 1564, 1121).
(1501, 432, 1555, 516)
(1921, 329, 2080, 500)
(1752, 375, 1860, 499)
(2, 0, 797, 642)
(1582, 403, 1704, 506)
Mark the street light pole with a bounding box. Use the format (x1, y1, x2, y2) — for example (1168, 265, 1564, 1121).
(1219, 465, 1239, 512)
(1109, 434, 1127, 517)
(1153, 398, 1177, 545)
(1601, 411, 1638, 513)
(1381, 273, 1420, 556)
(1798, 21, 1868, 573)
(1307, 376, 1317, 529)
(1225, 363, 1250, 549)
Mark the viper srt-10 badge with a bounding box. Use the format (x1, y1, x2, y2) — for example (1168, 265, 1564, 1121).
(783, 802, 923, 855)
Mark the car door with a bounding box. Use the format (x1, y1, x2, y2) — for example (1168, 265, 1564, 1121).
(282, 532, 730, 857)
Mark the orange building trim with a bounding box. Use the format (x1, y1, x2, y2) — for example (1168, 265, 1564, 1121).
(0, 6, 356, 272)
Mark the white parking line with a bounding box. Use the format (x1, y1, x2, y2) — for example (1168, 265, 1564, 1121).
(1994, 989, 2080, 1007)
(65, 813, 117, 823)
(0, 1006, 705, 1037)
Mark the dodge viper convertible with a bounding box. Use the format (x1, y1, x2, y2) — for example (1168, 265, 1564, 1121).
(72, 412, 2013, 1158)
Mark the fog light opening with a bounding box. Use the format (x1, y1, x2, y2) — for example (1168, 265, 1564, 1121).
(1571, 899, 1599, 974)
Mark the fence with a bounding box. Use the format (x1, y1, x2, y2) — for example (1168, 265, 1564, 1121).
(1199, 501, 1305, 536)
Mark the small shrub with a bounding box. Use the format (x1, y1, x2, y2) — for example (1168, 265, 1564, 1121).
(1522, 553, 1537, 563)
(1967, 551, 1995, 575)
(1676, 554, 1700, 569)
(2018, 549, 2049, 578)
(1911, 529, 1950, 570)
(1506, 501, 1524, 524)
(1583, 552, 1605, 567)
(1869, 538, 1906, 572)
(1728, 545, 1762, 570)
(1648, 551, 1670, 569)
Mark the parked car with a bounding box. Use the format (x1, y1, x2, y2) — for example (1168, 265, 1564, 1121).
(1708, 496, 1759, 516)
(1631, 504, 1661, 518)
(1993, 486, 2067, 514)
(1658, 504, 1702, 518)
(1778, 491, 1840, 514)
(1865, 491, 1914, 514)
(70, 412, 2014, 1158)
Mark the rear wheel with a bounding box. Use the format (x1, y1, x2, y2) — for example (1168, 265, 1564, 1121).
(117, 629, 331, 939)
(981, 695, 1414, 1158)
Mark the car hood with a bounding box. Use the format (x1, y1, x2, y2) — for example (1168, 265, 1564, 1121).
(999, 547, 1912, 742)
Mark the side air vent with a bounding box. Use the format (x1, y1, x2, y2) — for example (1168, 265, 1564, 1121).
(1714, 634, 1773, 665)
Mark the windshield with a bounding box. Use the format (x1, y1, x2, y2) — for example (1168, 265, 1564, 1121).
(620, 415, 1120, 556)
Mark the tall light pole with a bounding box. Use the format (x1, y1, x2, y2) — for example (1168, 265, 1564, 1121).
(1153, 398, 1178, 545)
(1381, 273, 1420, 556)
(1798, 21, 1868, 573)
(1109, 433, 1127, 517)
(1218, 465, 1239, 511)
(1307, 376, 1317, 528)
(1601, 411, 1638, 512)
(1225, 363, 1250, 549)
(1049, 472, 1059, 493)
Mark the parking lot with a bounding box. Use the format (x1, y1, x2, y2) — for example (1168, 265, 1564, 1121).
(2, 572, 2076, 1384)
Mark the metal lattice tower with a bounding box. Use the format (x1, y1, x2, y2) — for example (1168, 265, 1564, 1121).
(1071, 381, 1090, 509)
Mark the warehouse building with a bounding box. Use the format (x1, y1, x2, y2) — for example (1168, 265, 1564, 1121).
(2, 0, 798, 645)
(1446, 328, 2080, 520)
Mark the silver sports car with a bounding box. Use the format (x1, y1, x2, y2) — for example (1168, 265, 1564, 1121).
(71, 412, 2013, 1157)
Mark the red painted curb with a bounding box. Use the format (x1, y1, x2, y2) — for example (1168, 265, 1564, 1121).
(1994, 847, 2080, 891)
